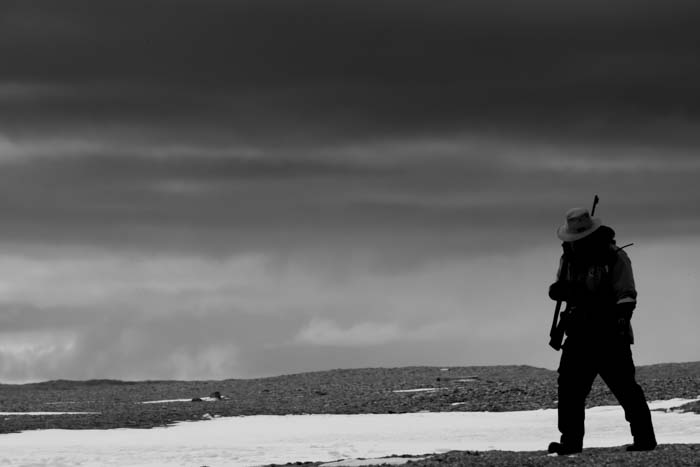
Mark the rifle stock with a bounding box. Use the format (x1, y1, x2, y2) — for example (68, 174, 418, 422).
(548, 303, 570, 351)
(548, 299, 562, 349)
(548, 252, 571, 351)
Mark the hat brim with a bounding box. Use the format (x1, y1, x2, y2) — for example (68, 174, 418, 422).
(557, 217, 603, 242)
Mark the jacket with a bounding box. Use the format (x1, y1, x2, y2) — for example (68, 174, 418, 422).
(555, 243, 637, 341)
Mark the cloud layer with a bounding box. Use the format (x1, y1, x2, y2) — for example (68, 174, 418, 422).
(2, 0, 700, 146)
(0, 1, 698, 381)
(2, 238, 698, 382)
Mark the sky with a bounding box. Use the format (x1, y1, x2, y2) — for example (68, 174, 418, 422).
(0, 0, 699, 382)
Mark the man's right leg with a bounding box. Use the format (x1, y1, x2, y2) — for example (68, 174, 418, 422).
(599, 343, 657, 451)
(553, 338, 597, 453)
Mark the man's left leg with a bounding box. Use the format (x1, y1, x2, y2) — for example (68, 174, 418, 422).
(599, 343, 657, 451)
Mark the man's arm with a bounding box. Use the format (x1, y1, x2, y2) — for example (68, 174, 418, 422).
(611, 248, 637, 342)
(611, 248, 637, 308)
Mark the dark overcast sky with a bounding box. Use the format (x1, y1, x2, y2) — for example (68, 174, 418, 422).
(0, 1, 699, 382)
(3, 0, 700, 143)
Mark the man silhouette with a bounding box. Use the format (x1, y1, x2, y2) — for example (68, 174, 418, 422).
(547, 207, 657, 455)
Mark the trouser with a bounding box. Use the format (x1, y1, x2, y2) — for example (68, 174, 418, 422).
(557, 336, 656, 448)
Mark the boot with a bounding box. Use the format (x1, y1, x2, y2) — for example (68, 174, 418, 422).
(626, 439, 657, 452)
(548, 441, 582, 455)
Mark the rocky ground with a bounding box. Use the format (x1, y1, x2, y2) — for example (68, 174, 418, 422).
(0, 362, 698, 465)
(275, 445, 700, 467)
(415, 445, 700, 466)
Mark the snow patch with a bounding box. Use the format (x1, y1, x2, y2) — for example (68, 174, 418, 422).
(436, 376, 478, 383)
(648, 397, 700, 411)
(0, 398, 697, 467)
(320, 456, 429, 466)
(140, 398, 192, 404)
(140, 396, 221, 404)
(392, 387, 447, 393)
(45, 402, 91, 405)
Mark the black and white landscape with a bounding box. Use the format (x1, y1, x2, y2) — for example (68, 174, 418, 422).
(1, 1, 700, 466)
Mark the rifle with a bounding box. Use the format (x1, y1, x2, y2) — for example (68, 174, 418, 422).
(548, 195, 599, 351)
(548, 255, 571, 350)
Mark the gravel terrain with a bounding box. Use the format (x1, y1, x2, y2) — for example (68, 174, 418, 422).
(414, 445, 700, 466)
(270, 445, 700, 467)
(1, 362, 698, 465)
(278, 445, 700, 467)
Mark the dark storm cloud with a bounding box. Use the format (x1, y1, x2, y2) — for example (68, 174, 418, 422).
(0, 148, 509, 256)
(2, 143, 698, 262)
(2, 0, 700, 145)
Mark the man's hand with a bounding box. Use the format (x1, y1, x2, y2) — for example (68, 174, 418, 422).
(549, 281, 576, 301)
(616, 301, 636, 321)
(615, 301, 636, 342)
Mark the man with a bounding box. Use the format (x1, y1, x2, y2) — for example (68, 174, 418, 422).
(547, 207, 657, 455)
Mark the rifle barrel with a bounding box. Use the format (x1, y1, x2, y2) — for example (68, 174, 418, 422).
(591, 195, 600, 216)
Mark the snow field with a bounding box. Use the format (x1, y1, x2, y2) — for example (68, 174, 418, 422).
(0, 398, 697, 467)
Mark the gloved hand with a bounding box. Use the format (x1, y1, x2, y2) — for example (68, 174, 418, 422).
(615, 301, 636, 342)
(548, 281, 576, 301)
(616, 301, 636, 321)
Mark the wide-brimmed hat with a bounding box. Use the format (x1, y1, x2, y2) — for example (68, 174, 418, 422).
(557, 207, 602, 242)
